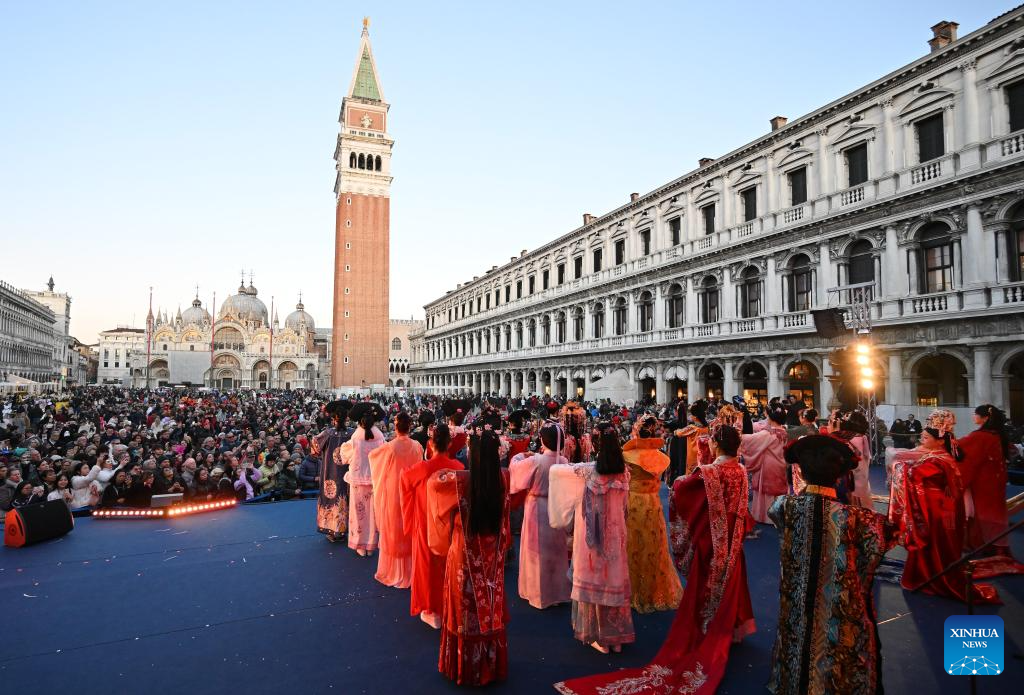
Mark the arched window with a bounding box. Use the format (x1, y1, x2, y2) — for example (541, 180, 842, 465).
(592, 303, 605, 338)
(638, 291, 653, 332)
(1008, 204, 1024, 282)
(848, 239, 875, 295)
(358, 153, 366, 169)
(740, 267, 761, 318)
(918, 223, 954, 294)
(555, 312, 566, 343)
(527, 319, 536, 347)
(572, 307, 584, 341)
(391, 337, 402, 351)
(666, 283, 684, 328)
(349, 152, 356, 168)
(374, 155, 382, 171)
(787, 254, 813, 311)
(541, 315, 551, 345)
(613, 297, 628, 335)
(505, 325, 512, 351)
(700, 276, 719, 324)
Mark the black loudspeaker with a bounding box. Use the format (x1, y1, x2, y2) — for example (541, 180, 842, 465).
(811, 308, 848, 338)
(4, 500, 74, 547)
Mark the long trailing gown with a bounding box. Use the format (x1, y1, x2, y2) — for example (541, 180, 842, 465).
(622, 437, 683, 613)
(369, 433, 423, 588)
(509, 450, 572, 609)
(888, 447, 1000, 603)
(341, 425, 385, 553)
(554, 454, 753, 695)
(312, 425, 352, 535)
(400, 451, 464, 617)
(768, 491, 898, 695)
(427, 469, 511, 686)
(740, 424, 789, 523)
(548, 462, 634, 650)
(958, 428, 1024, 578)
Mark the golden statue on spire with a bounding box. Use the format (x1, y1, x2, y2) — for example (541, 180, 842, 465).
(363, 16, 370, 30)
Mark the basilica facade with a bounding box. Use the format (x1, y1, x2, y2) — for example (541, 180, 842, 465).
(409, 12, 1024, 429)
(127, 280, 327, 390)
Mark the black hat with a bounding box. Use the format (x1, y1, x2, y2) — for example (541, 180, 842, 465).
(839, 412, 869, 435)
(784, 435, 858, 484)
(349, 402, 385, 422)
(442, 399, 470, 417)
(325, 400, 352, 418)
(506, 409, 530, 432)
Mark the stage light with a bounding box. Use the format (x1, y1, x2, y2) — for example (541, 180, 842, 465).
(861, 379, 874, 391)
(855, 342, 870, 355)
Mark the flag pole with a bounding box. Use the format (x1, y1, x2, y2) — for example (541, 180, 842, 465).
(209, 291, 216, 388)
(269, 296, 274, 390)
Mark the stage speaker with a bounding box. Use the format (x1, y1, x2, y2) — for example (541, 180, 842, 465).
(4, 500, 74, 548)
(811, 308, 848, 338)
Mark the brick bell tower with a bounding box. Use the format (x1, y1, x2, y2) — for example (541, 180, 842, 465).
(331, 18, 392, 390)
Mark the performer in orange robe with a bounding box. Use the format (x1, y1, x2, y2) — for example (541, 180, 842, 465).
(958, 404, 1024, 578)
(368, 412, 423, 588)
(400, 423, 464, 627)
(675, 400, 709, 475)
(428, 429, 511, 686)
(888, 409, 1000, 604)
(555, 423, 754, 695)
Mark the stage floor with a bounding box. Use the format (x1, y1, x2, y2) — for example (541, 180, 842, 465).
(1, 470, 1021, 694)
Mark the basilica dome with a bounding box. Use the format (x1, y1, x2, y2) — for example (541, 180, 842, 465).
(285, 300, 315, 331)
(181, 297, 211, 325)
(219, 281, 269, 324)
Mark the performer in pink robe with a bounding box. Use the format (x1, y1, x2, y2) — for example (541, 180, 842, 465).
(509, 422, 572, 609)
(368, 412, 423, 588)
(740, 403, 788, 523)
(340, 411, 385, 556)
(826, 411, 873, 509)
(548, 425, 633, 653)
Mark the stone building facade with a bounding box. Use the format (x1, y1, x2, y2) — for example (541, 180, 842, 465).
(0, 279, 57, 384)
(410, 12, 1024, 427)
(388, 319, 423, 389)
(24, 277, 73, 385)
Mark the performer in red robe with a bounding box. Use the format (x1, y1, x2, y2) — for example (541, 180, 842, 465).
(400, 423, 464, 628)
(555, 423, 754, 695)
(888, 409, 1000, 604)
(428, 429, 511, 686)
(958, 404, 1024, 578)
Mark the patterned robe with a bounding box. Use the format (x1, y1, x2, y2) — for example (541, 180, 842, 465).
(427, 469, 511, 686)
(369, 433, 423, 588)
(312, 426, 352, 534)
(768, 493, 897, 695)
(554, 456, 751, 695)
(548, 463, 634, 649)
(622, 437, 683, 613)
(739, 424, 789, 523)
(888, 447, 1000, 603)
(341, 425, 385, 552)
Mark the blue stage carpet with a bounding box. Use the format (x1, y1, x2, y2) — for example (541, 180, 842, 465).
(1, 469, 1021, 694)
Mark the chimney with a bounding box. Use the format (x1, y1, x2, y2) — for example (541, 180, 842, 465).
(583, 213, 594, 225)
(699, 157, 715, 167)
(770, 116, 788, 131)
(928, 21, 958, 52)
(630, 192, 640, 202)
(520, 249, 528, 257)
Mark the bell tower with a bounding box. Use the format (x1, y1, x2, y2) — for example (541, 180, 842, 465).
(331, 17, 392, 390)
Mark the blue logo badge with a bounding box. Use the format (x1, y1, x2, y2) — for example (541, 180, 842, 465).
(944, 615, 1004, 675)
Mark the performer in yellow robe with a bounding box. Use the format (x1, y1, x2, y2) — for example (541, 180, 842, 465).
(622, 414, 683, 613)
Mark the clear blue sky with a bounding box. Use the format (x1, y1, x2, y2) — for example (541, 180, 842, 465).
(0, 0, 1013, 343)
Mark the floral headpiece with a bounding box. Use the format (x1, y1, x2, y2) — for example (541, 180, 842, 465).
(561, 401, 587, 433)
(712, 404, 742, 429)
(926, 409, 956, 437)
(631, 413, 659, 440)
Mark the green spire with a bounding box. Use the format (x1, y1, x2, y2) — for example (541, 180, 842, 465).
(352, 47, 381, 101)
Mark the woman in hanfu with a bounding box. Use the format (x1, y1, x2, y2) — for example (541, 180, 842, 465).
(622, 413, 682, 613)
(340, 408, 385, 556)
(888, 409, 1000, 603)
(548, 424, 634, 655)
(427, 429, 511, 686)
(674, 400, 709, 475)
(509, 422, 572, 609)
(560, 402, 594, 464)
(958, 404, 1024, 577)
(311, 400, 352, 543)
(554, 423, 753, 694)
(738, 402, 789, 523)
(694, 403, 742, 469)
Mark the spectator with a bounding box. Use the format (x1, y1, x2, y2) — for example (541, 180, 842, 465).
(232, 463, 262, 501)
(154, 465, 186, 495)
(277, 457, 302, 499)
(0, 467, 23, 510)
(127, 471, 156, 508)
(298, 452, 320, 490)
(101, 470, 131, 507)
(258, 452, 280, 494)
(11, 480, 45, 508)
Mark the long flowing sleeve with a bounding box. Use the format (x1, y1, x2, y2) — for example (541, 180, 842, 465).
(547, 463, 584, 531)
(369, 444, 391, 495)
(399, 468, 417, 536)
(427, 470, 459, 556)
(508, 453, 537, 494)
